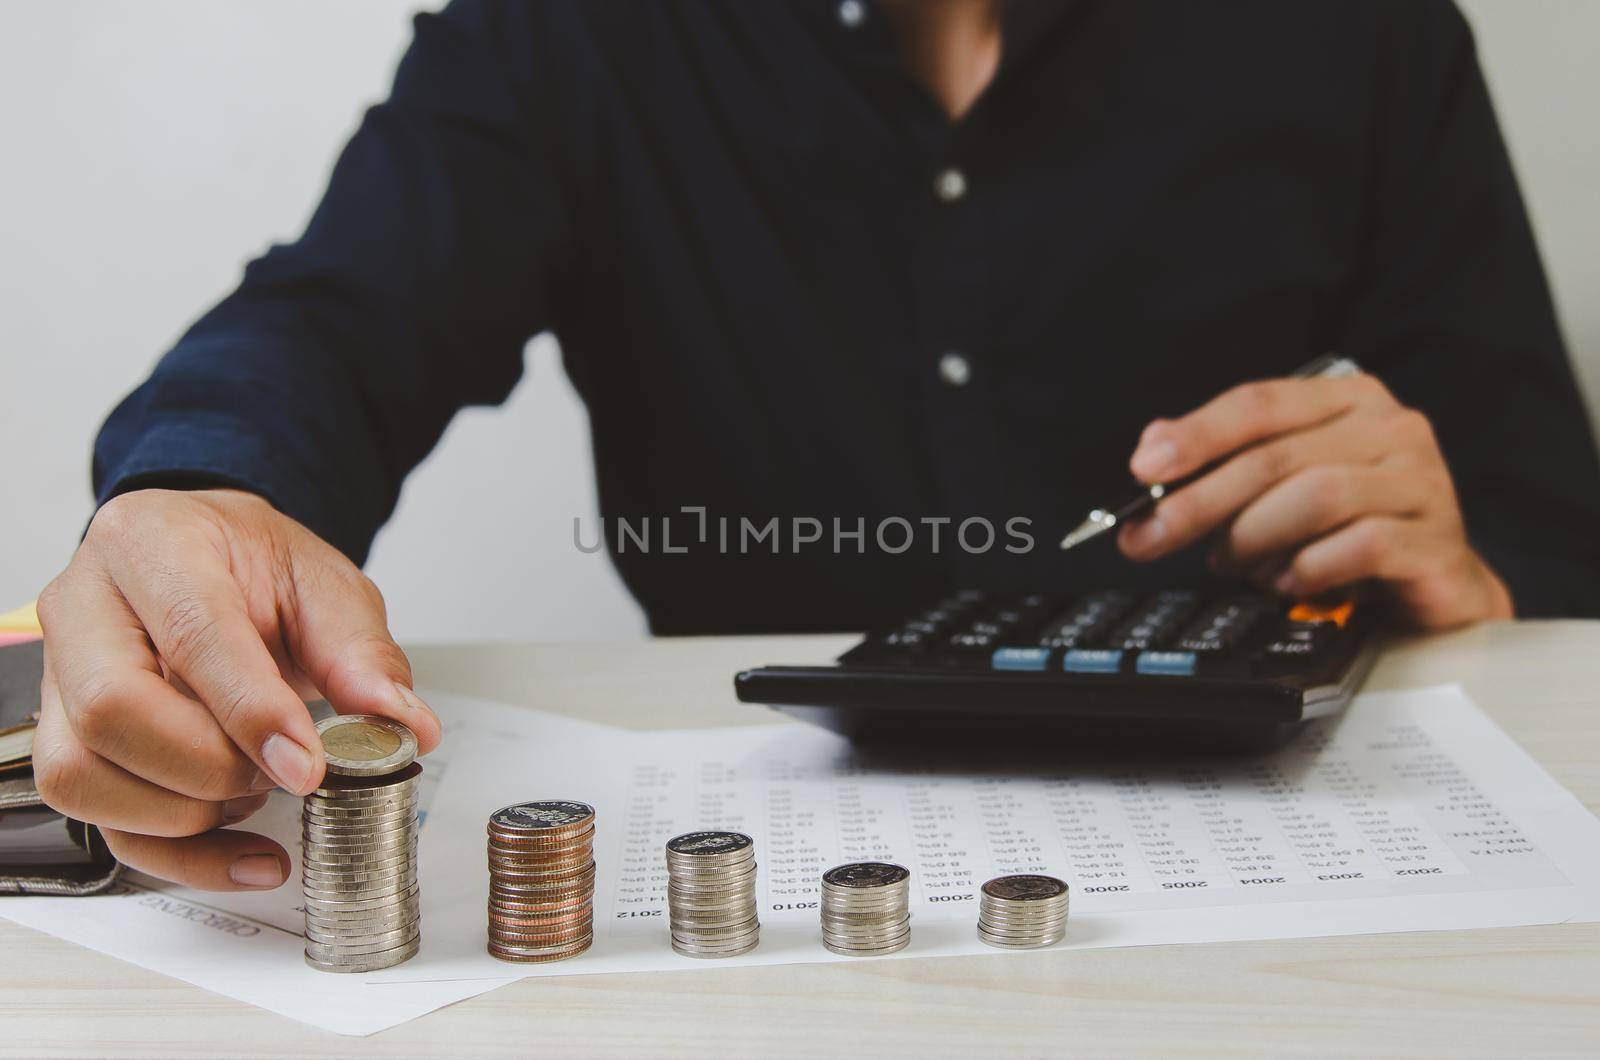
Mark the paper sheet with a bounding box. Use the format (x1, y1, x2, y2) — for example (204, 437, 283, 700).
(4, 685, 1598, 1036)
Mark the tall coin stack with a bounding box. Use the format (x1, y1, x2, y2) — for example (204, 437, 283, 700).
(301, 715, 422, 973)
(486, 800, 596, 963)
(665, 831, 760, 958)
(977, 874, 1070, 948)
(819, 862, 911, 956)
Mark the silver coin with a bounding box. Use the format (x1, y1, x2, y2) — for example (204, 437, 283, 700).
(301, 876, 418, 902)
(304, 906, 419, 934)
(309, 768, 421, 802)
(303, 842, 417, 862)
(978, 929, 1064, 949)
(822, 862, 910, 890)
(667, 863, 757, 884)
(303, 797, 419, 820)
(303, 818, 415, 837)
(487, 934, 594, 957)
(305, 918, 420, 947)
(302, 833, 417, 856)
(821, 920, 912, 941)
(489, 801, 594, 834)
(304, 919, 420, 946)
(666, 884, 758, 904)
(303, 810, 418, 833)
(302, 849, 417, 872)
(489, 871, 598, 883)
(821, 932, 912, 949)
(305, 784, 419, 809)
(977, 926, 1067, 945)
(305, 938, 420, 974)
(301, 853, 417, 877)
(674, 944, 759, 957)
(822, 937, 910, 956)
(316, 714, 419, 777)
(665, 941, 758, 954)
(818, 898, 908, 916)
(304, 928, 421, 958)
(301, 860, 416, 882)
(486, 832, 601, 858)
(981, 874, 1069, 902)
(303, 884, 419, 912)
(666, 831, 753, 857)
(301, 862, 416, 885)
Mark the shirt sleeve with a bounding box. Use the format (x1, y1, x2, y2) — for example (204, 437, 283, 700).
(93, 0, 566, 564)
(1341, 0, 1600, 617)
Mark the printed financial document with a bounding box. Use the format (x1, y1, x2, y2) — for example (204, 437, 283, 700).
(3, 685, 1597, 1035)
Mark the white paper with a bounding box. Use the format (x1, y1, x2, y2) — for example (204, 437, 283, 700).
(4, 685, 1597, 1036)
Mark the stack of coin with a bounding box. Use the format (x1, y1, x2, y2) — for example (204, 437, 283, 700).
(819, 862, 911, 956)
(977, 874, 1070, 949)
(301, 715, 421, 973)
(486, 800, 596, 963)
(665, 831, 760, 958)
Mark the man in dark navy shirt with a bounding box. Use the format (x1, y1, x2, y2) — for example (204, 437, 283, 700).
(32, 0, 1600, 890)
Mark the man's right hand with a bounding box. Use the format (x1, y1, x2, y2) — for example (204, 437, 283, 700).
(33, 488, 441, 891)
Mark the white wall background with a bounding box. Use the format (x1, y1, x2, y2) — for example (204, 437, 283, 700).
(2, 1, 1596, 643)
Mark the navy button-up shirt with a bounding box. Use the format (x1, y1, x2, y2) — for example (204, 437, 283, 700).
(95, 0, 1600, 632)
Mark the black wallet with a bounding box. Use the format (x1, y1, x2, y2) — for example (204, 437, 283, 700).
(0, 640, 123, 896)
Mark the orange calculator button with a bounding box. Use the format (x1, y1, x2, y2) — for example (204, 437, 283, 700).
(1288, 599, 1354, 628)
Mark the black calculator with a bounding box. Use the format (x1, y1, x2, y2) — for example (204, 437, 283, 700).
(734, 588, 1383, 750)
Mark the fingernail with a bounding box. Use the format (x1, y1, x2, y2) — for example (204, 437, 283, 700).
(262, 733, 316, 794)
(1274, 571, 1301, 597)
(228, 854, 286, 889)
(1132, 439, 1177, 481)
(393, 682, 438, 722)
(222, 795, 267, 824)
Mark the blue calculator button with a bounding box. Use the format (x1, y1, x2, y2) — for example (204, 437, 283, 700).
(1136, 650, 1198, 676)
(1063, 649, 1123, 674)
(991, 646, 1050, 671)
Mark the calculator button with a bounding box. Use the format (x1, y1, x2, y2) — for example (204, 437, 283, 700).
(949, 632, 998, 651)
(1136, 650, 1198, 676)
(1037, 590, 1135, 648)
(1063, 649, 1124, 674)
(1175, 596, 1269, 652)
(1108, 591, 1198, 650)
(991, 647, 1051, 672)
(1288, 599, 1354, 628)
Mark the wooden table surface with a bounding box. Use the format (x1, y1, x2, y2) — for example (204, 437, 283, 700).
(4, 622, 1598, 1058)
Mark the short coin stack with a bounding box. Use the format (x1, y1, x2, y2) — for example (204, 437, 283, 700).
(665, 831, 760, 958)
(486, 800, 596, 963)
(301, 715, 421, 973)
(977, 874, 1070, 948)
(819, 862, 911, 956)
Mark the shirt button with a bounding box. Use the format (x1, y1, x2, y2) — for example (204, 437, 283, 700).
(933, 167, 968, 203)
(837, 1, 866, 29)
(938, 351, 972, 388)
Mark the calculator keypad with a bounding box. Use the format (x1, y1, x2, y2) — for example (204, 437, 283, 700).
(855, 589, 1357, 680)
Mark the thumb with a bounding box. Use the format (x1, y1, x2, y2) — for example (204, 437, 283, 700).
(285, 551, 442, 755)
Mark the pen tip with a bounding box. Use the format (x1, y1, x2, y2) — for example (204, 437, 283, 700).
(1060, 508, 1118, 551)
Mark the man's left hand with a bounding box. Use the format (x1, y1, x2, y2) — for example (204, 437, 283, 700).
(1117, 372, 1513, 630)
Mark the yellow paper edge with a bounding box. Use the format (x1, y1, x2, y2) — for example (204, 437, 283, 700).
(0, 600, 42, 634)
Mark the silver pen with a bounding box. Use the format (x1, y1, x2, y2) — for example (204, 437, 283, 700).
(1059, 354, 1362, 551)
